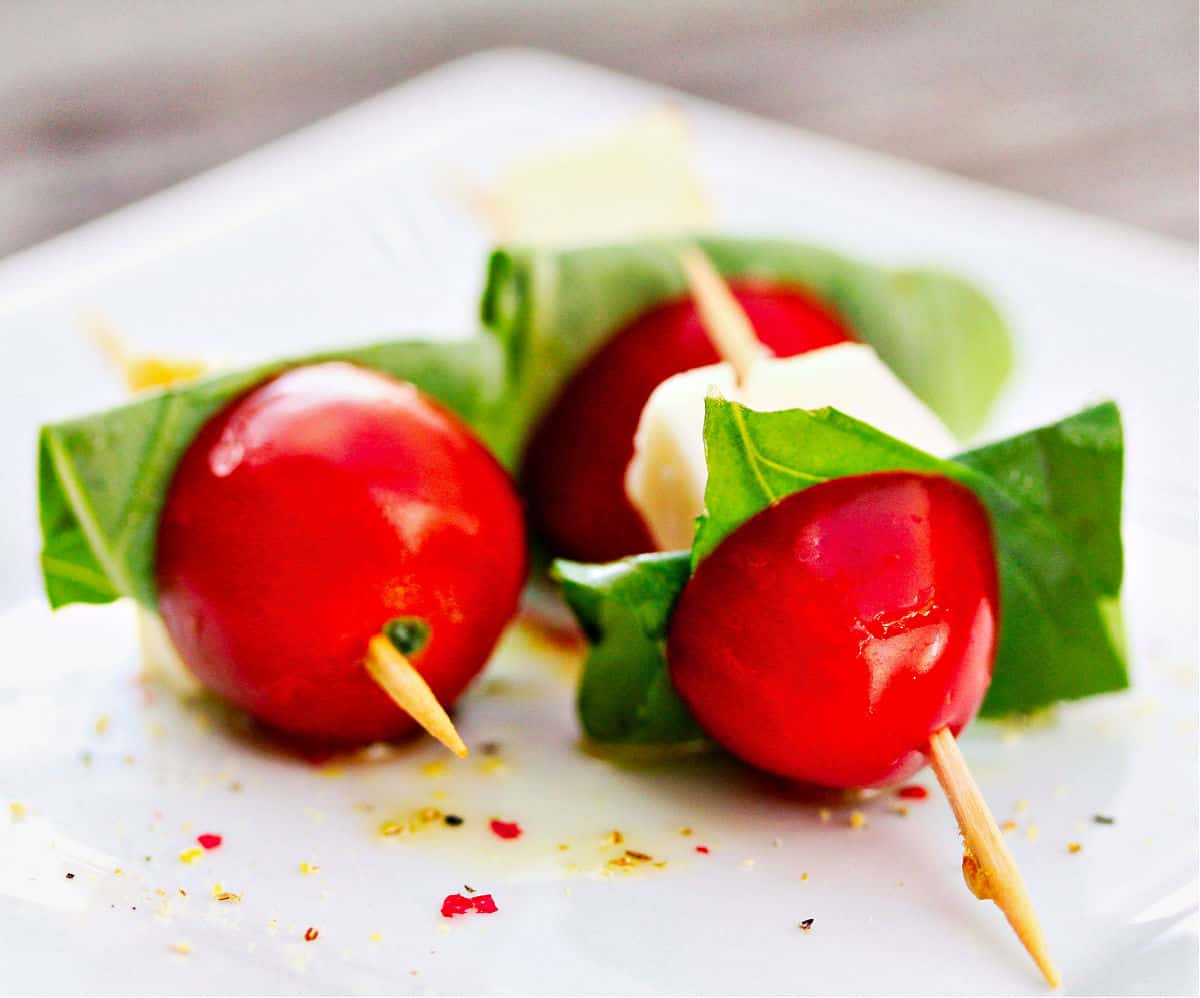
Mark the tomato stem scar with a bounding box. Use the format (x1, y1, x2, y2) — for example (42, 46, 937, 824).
(384, 616, 431, 656)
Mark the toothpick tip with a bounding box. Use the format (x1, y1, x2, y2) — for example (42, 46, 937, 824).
(365, 634, 469, 758)
(928, 727, 1060, 988)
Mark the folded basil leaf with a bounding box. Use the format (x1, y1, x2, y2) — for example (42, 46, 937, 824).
(482, 237, 1011, 440)
(697, 398, 1128, 717)
(39, 336, 507, 610)
(953, 404, 1124, 598)
(558, 401, 1128, 743)
(555, 553, 704, 745)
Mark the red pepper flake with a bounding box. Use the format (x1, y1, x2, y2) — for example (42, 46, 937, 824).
(897, 785, 929, 800)
(441, 893, 473, 917)
(489, 819, 522, 840)
(197, 833, 223, 850)
(695, 845, 710, 854)
(304, 927, 319, 942)
(441, 892, 499, 917)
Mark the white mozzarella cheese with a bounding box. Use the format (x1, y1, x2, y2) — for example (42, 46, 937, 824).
(626, 342, 958, 551)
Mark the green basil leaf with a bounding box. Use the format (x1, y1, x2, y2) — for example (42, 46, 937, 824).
(482, 237, 1011, 441)
(696, 399, 1128, 716)
(954, 402, 1124, 597)
(555, 553, 704, 745)
(691, 402, 947, 564)
(39, 336, 507, 609)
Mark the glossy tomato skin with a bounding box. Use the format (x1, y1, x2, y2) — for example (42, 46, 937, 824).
(521, 284, 853, 563)
(156, 362, 527, 745)
(667, 472, 998, 788)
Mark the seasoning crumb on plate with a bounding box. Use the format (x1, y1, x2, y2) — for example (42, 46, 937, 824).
(1067, 841, 1082, 854)
(799, 918, 814, 932)
(490, 819, 522, 840)
(441, 892, 499, 917)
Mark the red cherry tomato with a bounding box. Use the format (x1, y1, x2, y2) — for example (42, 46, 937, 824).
(522, 284, 853, 563)
(667, 472, 998, 788)
(155, 362, 527, 745)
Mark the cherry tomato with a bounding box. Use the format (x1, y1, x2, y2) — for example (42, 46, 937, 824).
(667, 472, 997, 788)
(522, 284, 853, 562)
(156, 362, 527, 745)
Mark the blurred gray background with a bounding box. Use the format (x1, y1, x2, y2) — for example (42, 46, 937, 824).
(1, 0, 1196, 258)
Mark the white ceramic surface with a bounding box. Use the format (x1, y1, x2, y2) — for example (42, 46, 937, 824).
(0, 49, 1196, 996)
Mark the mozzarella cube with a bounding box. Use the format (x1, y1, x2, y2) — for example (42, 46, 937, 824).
(626, 343, 958, 551)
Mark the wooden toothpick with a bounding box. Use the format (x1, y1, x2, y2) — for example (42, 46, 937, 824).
(365, 634, 468, 758)
(677, 246, 770, 384)
(928, 727, 1060, 987)
(84, 315, 208, 393)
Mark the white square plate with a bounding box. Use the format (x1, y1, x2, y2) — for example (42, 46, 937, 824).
(0, 49, 1196, 996)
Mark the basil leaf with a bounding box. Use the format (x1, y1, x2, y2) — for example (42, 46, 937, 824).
(555, 553, 704, 745)
(954, 402, 1124, 597)
(696, 399, 1128, 717)
(691, 403, 947, 564)
(39, 336, 507, 609)
(482, 237, 1011, 440)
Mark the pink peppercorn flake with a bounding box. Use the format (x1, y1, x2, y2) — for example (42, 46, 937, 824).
(489, 819, 522, 840)
(897, 785, 929, 800)
(197, 834, 223, 850)
(695, 845, 710, 854)
(441, 892, 499, 917)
